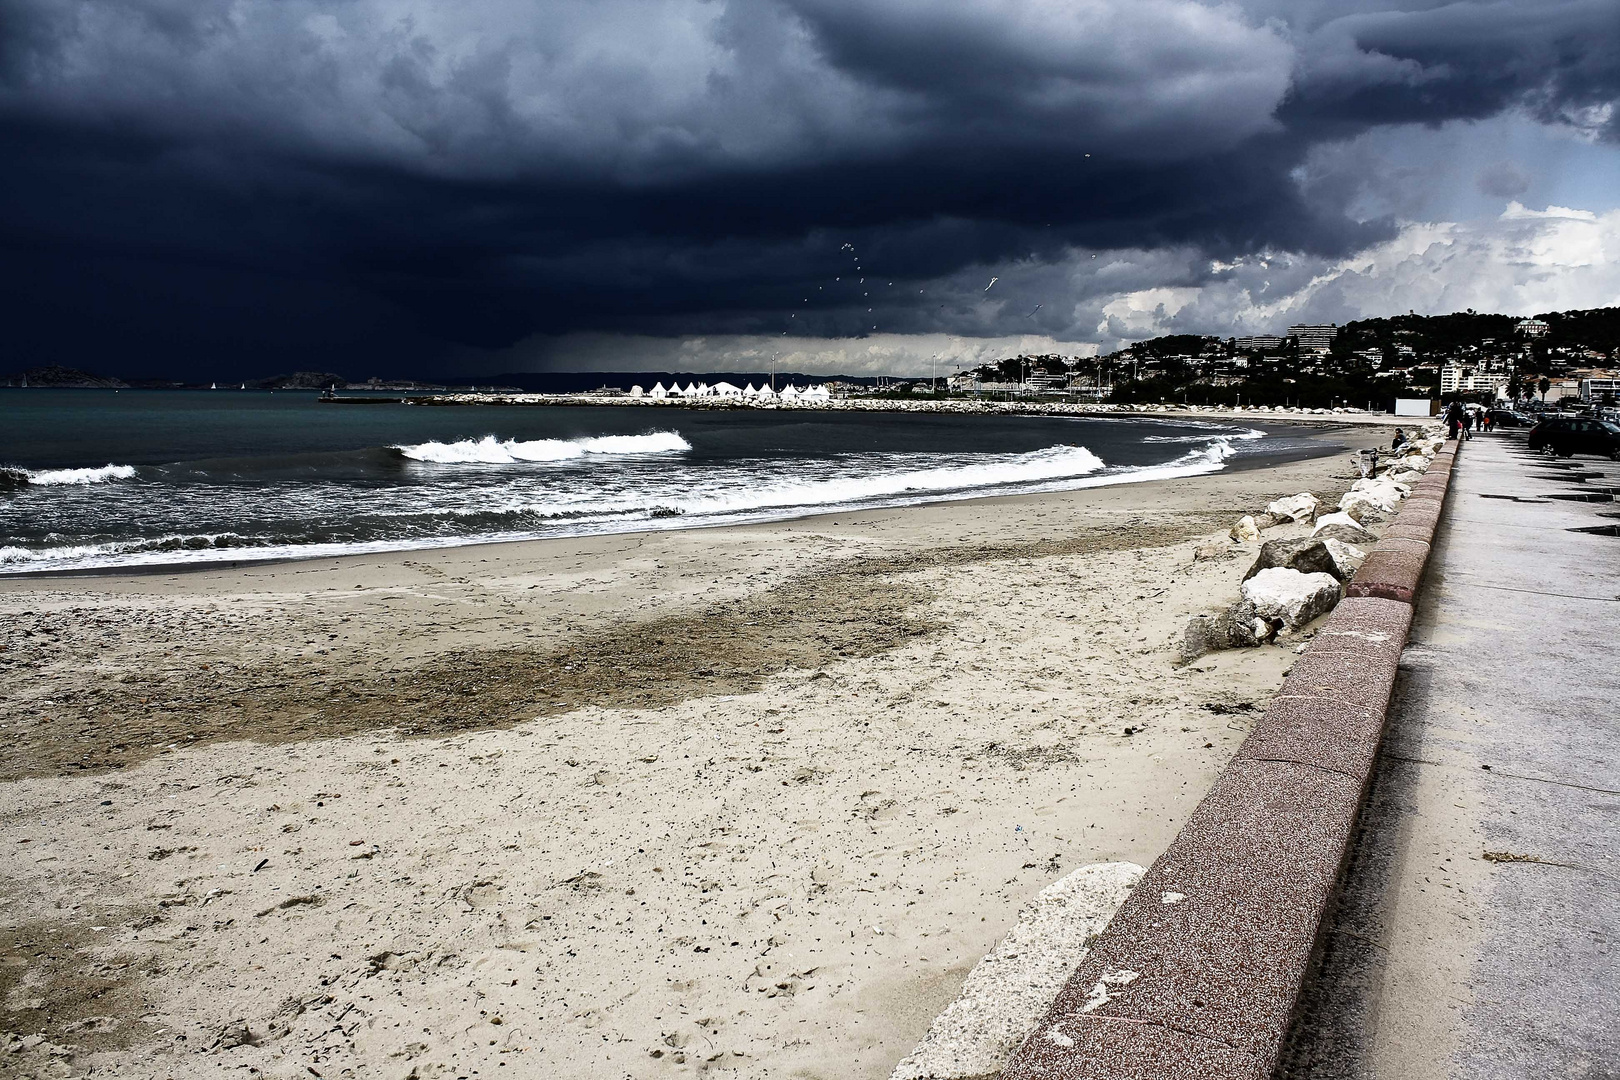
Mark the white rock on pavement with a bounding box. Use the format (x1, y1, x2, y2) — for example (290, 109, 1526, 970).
(1240, 568, 1342, 629)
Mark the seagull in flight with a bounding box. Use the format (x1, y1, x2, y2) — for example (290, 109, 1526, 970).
(984, 277, 999, 292)
(1026, 304, 1042, 318)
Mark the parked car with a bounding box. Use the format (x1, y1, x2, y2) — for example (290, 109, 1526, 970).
(1488, 408, 1535, 428)
(1526, 416, 1620, 458)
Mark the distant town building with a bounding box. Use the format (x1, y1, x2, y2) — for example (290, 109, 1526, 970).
(1287, 324, 1340, 354)
(1578, 372, 1620, 403)
(1232, 334, 1286, 352)
(1440, 367, 1512, 396)
(1515, 318, 1550, 337)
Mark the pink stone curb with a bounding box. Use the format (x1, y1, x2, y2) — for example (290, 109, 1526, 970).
(999, 438, 1461, 1080)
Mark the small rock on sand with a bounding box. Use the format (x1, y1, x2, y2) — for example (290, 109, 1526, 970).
(1229, 515, 1262, 542)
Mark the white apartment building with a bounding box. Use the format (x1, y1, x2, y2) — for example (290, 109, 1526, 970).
(1439, 367, 1511, 397)
(1287, 324, 1339, 354)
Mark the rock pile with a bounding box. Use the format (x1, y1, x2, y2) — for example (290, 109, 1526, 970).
(1183, 425, 1444, 662)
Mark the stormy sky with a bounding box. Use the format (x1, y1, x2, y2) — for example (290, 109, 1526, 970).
(2, 0, 1617, 379)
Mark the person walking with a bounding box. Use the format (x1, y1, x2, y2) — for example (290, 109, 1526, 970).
(1445, 401, 1464, 440)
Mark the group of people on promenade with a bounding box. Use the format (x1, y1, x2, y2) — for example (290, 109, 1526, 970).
(1444, 400, 1490, 440)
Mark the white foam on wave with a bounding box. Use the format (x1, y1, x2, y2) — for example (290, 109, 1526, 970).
(396, 431, 690, 464)
(23, 464, 138, 485)
(679, 443, 1107, 516)
(1141, 428, 1265, 444)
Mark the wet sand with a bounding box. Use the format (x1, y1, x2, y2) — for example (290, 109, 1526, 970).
(0, 426, 1390, 1078)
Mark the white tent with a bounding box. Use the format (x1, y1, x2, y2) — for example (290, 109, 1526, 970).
(695, 382, 713, 397)
(755, 384, 778, 399)
(803, 385, 831, 402)
(683, 382, 700, 397)
(649, 382, 668, 399)
(780, 385, 802, 401)
(743, 383, 758, 397)
(711, 381, 743, 398)
(630, 385, 644, 398)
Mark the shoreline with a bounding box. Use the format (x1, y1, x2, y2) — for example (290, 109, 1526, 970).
(2, 423, 1351, 581)
(0, 425, 1397, 1078)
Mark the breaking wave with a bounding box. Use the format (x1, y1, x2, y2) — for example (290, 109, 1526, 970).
(395, 431, 690, 464)
(1140, 428, 1264, 444)
(2, 463, 138, 487)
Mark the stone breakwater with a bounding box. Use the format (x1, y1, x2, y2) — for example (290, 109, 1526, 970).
(1182, 426, 1446, 659)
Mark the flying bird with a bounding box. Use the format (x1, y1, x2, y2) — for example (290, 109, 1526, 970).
(985, 277, 999, 291)
(1026, 304, 1042, 318)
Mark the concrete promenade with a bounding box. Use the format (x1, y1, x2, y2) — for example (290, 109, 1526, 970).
(1281, 431, 1620, 1078)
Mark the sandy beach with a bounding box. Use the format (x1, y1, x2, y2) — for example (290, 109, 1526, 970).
(0, 425, 1394, 1079)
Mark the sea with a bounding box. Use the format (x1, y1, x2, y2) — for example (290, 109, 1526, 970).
(0, 390, 1335, 575)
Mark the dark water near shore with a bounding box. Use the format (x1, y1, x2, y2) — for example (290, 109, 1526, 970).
(0, 390, 1332, 574)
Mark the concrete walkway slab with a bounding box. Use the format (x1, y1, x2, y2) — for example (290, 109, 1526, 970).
(1280, 433, 1620, 1079)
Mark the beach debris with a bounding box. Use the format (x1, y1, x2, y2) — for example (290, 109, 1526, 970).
(1265, 493, 1319, 523)
(254, 894, 323, 917)
(1228, 515, 1262, 543)
(1241, 568, 1342, 629)
(1312, 517, 1377, 546)
(1243, 538, 1341, 582)
(1193, 543, 1231, 562)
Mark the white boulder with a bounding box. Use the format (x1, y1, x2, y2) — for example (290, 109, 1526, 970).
(1266, 493, 1319, 523)
(1241, 568, 1341, 629)
(1312, 511, 1362, 534)
(1322, 538, 1367, 580)
(1229, 515, 1261, 542)
(1353, 476, 1410, 500)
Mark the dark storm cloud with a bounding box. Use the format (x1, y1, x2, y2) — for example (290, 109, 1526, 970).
(0, 0, 1616, 377)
